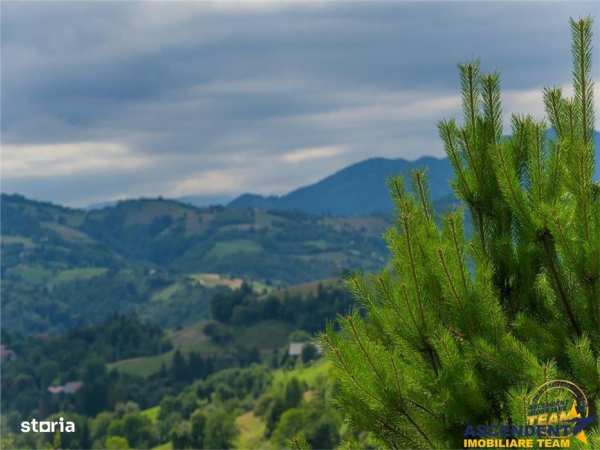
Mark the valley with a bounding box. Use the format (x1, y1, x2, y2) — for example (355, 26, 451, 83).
(3, 134, 599, 449)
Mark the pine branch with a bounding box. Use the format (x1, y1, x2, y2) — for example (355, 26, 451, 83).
(544, 87, 565, 138)
(481, 72, 503, 143)
(459, 61, 481, 131)
(447, 215, 468, 291)
(571, 17, 594, 144)
(437, 249, 463, 308)
(401, 214, 426, 326)
(539, 229, 582, 336)
(325, 18, 597, 449)
(377, 276, 412, 332)
(412, 170, 433, 222)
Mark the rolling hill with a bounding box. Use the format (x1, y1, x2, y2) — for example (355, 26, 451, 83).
(1, 194, 390, 334)
(3, 194, 389, 282)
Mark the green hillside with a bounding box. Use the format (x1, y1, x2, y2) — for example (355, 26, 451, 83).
(1, 193, 382, 334)
(80, 197, 388, 282)
(1, 275, 354, 450)
(3, 194, 388, 285)
(107, 279, 350, 377)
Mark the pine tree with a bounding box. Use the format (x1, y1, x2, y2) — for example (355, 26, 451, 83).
(324, 17, 599, 449)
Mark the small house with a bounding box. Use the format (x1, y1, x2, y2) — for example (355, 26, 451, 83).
(288, 342, 305, 357)
(48, 381, 84, 395)
(0, 344, 16, 361)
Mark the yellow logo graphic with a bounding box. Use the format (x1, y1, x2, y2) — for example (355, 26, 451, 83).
(527, 380, 591, 445)
(463, 381, 595, 448)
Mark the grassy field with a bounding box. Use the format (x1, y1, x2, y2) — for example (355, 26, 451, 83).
(234, 411, 271, 450)
(189, 272, 244, 289)
(189, 272, 274, 294)
(233, 359, 332, 449)
(150, 282, 185, 302)
(2, 235, 35, 248)
(42, 222, 92, 242)
(53, 267, 107, 284)
(141, 406, 160, 423)
(9, 264, 52, 284)
(169, 321, 220, 353)
(107, 321, 217, 376)
(205, 240, 262, 259)
(108, 320, 293, 377)
(108, 350, 174, 377)
(272, 359, 332, 387)
(168, 319, 292, 353)
(235, 320, 293, 350)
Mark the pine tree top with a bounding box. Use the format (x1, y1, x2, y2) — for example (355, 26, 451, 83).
(325, 17, 599, 450)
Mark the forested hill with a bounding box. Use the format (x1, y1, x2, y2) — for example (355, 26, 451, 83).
(230, 131, 600, 216)
(1, 194, 389, 286)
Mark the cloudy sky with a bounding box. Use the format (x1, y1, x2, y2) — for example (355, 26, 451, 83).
(2, 1, 598, 207)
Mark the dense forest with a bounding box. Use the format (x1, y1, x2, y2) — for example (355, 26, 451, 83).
(1, 192, 387, 335)
(1, 193, 388, 287)
(0, 185, 371, 449)
(1, 282, 356, 449)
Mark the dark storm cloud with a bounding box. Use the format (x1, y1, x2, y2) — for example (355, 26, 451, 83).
(1, 1, 597, 206)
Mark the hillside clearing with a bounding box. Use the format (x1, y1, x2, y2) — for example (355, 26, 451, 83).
(53, 267, 107, 284)
(234, 411, 270, 450)
(108, 320, 293, 377)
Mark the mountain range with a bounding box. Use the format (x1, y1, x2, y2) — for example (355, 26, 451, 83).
(229, 156, 454, 216)
(228, 131, 600, 216)
(83, 132, 600, 216)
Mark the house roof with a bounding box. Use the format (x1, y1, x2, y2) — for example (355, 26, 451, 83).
(63, 381, 84, 393)
(48, 381, 84, 394)
(0, 344, 16, 359)
(289, 342, 305, 356)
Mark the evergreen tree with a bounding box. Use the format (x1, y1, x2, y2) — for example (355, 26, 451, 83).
(188, 352, 206, 379)
(105, 436, 130, 450)
(324, 17, 599, 449)
(190, 409, 207, 449)
(203, 409, 236, 449)
(171, 349, 189, 382)
(170, 422, 192, 450)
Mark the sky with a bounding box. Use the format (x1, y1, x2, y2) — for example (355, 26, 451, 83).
(2, 1, 599, 207)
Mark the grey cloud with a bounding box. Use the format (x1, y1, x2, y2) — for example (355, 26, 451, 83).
(1, 1, 597, 206)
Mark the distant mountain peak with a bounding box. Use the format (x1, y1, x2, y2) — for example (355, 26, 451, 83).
(229, 155, 453, 216)
(230, 131, 600, 216)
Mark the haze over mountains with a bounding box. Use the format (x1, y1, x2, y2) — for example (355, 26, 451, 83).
(228, 131, 600, 216)
(80, 131, 600, 215)
(229, 156, 454, 216)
